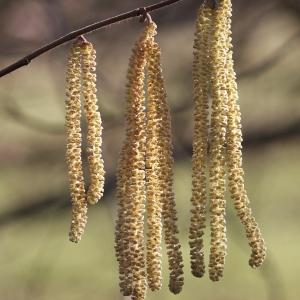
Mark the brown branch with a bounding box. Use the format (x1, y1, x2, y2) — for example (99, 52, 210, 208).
(0, 0, 185, 78)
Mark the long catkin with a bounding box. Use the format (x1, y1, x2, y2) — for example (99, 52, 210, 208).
(224, 0, 266, 268)
(189, 2, 213, 278)
(147, 40, 184, 294)
(145, 22, 163, 292)
(208, 0, 229, 281)
(115, 24, 156, 300)
(65, 42, 88, 244)
(81, 41, 105, 205)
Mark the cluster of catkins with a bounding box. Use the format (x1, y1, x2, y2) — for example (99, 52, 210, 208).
(65, 37, 105, 243)
(189, 0, 266, 282)
(64, 1, 266, 299)
(115, 20, 184, 300)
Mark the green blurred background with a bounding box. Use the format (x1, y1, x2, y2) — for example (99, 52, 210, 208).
(0, 0, 299, 299)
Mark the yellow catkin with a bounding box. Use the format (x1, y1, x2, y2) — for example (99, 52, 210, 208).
(189, 2, 213, 278)
(147, 36, 184, 294)
(208, 0, 229, 281)
(115, 24, 156, 300)
(145, 22, 163, 292)
(224, 0, 267, 268)
(65, 41, 88, 243)
(81, 41, 105, 205)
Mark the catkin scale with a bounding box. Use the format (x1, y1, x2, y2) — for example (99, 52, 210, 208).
(190, 3, 213, 278)
(65, 42, 88, 243)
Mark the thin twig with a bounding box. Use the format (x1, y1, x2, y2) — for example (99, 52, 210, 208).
(0, 0, 184, 78)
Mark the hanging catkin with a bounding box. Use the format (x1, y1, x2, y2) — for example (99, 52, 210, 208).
(115, 18, 184, 300)
(115, 24, 154, 300)
(65, 41, 88, 243)
(65, 37, 105, 243)
(81, 41, 105, 205)
(224, 0, 267, 268)
(146, 23, 184, 294)
(190, 0, 266, 281)
(145, 22, 163, 292)
(208, 0, 229, 281)
(189, 1, 213, 278)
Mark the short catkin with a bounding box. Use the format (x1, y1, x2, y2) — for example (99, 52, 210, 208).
(65, 41, 88, 243)
(190, 2, 213, 278)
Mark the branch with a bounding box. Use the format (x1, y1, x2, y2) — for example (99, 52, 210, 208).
(0, 0, 184, 78)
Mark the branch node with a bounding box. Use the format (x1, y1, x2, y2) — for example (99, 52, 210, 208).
(207, 0, 219, 9)
(139, 8, 152, 26)
(24, 58, 31, 65)
(76, 35, 88, 45)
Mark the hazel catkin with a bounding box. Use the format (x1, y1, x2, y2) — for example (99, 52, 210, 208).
(147, 38, 184, 294)
(65, 41, 88, 243)
(115, 19, 184, 299)
(189, 2, 213, 278)
(208, 0, 229, 281)
(115, 24, 154, 300)
(224, 0, 266, 268)
(81, 41, 105, 205)
(190, 0, 266, 282)
(144, 22, 163, 292)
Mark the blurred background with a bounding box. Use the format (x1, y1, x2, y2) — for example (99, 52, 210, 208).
(0, 0, 299, 299)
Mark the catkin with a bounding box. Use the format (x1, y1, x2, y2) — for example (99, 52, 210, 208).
(191, 0, 266, 281)
(65, 42, 88, 243)
(224, 0, 267, 268)
(81, 41, 105, 205)
(115, 20, 184, 298)
(189, 2, 213, 278)
(208, 0, 229, 281)
(147, 40, 184, 294)
(115, 24, 156, 300)
(145, 22, 163, 292)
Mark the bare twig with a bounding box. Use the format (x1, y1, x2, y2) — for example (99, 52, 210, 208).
(0, 0, 185, 78)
